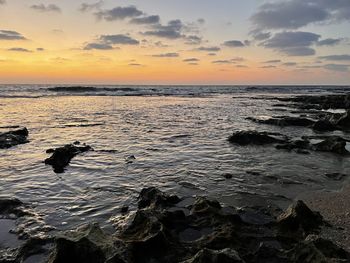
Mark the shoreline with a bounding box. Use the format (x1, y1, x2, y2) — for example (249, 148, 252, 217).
(302, 181, 350, 250)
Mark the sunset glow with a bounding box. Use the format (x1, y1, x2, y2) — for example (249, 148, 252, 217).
(0, 0, 349, 84)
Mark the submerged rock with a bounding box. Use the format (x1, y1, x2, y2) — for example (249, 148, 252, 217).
(228, 130, 286, 145)
(44, 143, 93, 173)
(0, 127, 29, 149)
(182, 248, 244, 263)
(312, 136, 349, 155)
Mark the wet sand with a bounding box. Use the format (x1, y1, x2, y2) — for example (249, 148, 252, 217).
(303, 182, 350, 250)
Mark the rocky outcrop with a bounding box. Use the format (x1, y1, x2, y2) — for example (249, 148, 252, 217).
(0, 128, 29, 149)
(47, 188, 350, 263)
(0, 197, 26, 218)
(229, 130, 349, 155)
(278, 93, 350, 110)
(228, 130, 286, 145)
(247, 116, 315, 128)
(44, 142, 93, 173)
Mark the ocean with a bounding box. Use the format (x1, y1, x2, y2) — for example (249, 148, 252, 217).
(0, 85, 349, 237)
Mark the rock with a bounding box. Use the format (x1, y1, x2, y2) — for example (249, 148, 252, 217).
(228, 130, 286, 146)
(48, 223, 120, 263)
(313, 120, 336, 132)
(335, 109, 350, 129)
(0, 127, 29, 149)
(222, 173, 233, 179)
(120, 206, 129, 214)
(277, 200, 324, 236)
(0, 197, 25, 218)
(138, 187, 181, 209)
(46, 188, 349, 263)
(312, 136, 349, 155)
(182, 248, 244, 263)
(290, 235, 350, 262)
(325, 173, 348, 181)
(247, 116, 315, 127)
(44, 143, 93, 173)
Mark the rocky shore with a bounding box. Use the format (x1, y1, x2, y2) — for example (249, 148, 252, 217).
(1, 187, 349, 263)
(0, 92, 350, 262)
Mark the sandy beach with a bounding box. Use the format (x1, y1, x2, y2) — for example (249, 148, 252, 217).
(304, 182, 350, 250)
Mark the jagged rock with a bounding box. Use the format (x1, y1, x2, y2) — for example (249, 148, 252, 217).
(336, 109, 350, 129)
(138, 187, 180, 209)
(48, 223, 122, 263)
(228, 131, 286, 146)
(312, 136, 349, 155)
(182, 248, 244, 263)
(0, 127, 29, 149)
(45, 188, 349, 263)
(0, 197, 25, 218)
(44, 143, 93, 173)
(277, 200, 324, 236)
(290, 235, 350, 262)
(313, 120, 336, 132)
(325, 173, 348, 181)
(247, 116, 315, 127)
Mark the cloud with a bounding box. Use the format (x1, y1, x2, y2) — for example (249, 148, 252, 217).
(8, 47, 31, 52)
(83, 34, 139, 50)
(323, 64, 349, 72)
(0, 30, 26, 40)
(319, 54, 350, 61)
(261, 65, 276, 68)
(212, 60, 232, 64)
(223, 40, 245, 47)
(283, 62, 297, 66)
(152, 52, 179, 58)
(263, 60, 281, 63)
(84, 43, 114, 50)
(130, 15, 160, 25)
(79, 1, 103, 12)
(196, 46, 221, 52)
(0, 0, 6, 5)
(129, 63, 144, 66)
(317, 38, 342, 46)
(30, 4, 61, 13)
(251, 1, 328, 30)
(95, 6, 143, 21)
(183, 58, 199, 62)
(185, 35, 202, 45)
(36, 48, 45, 51)
(262, 31, 320, 56)
(99, 34, 139, 45)
(143, 20, 183, 39)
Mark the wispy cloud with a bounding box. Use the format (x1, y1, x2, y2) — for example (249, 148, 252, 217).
(30, 4, 61, 13)
(152, 52, 179, 58)
(0, 30, 26, 40)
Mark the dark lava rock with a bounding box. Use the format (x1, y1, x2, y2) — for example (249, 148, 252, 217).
(182, 248, 244, 263)
(223, 173, 233, 179)
(247, 116, 315, 128)
(278, 93, 350, 110)
(47, 188, 350, 263)
(336, 109, 350, 129)
(44, 143, 93, 173)
(138, 187, 181, 209)
(120, 206, 129, 214)
(48, 223, 123, 263)
(48, 86, 98, 92)
(228, 130, 286, 146)
(312, 136, 349, 155)
(0, 127, 29, 149)
(0, 197, 26, 218)
(325, 173, 348, 181)
(312, 119, 336, 132)
(277, 200, 324, 236)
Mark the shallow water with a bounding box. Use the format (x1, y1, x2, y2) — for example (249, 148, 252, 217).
(0, 87, 350, 236)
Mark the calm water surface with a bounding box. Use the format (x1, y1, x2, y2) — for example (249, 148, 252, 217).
(0, 86, 349, 237)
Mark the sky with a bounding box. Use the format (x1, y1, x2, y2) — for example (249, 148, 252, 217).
(0, 0, 349, 85)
